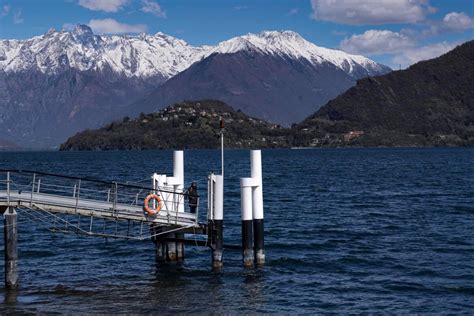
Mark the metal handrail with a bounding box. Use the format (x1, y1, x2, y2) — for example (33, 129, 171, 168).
(0, 170, 197, 216)
(0, 169, 198, 197)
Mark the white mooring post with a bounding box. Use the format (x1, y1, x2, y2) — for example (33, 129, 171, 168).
(4, 206, 18, 289)
(151, 150, 185, 262)
(251, 150, 265, 265)
(240, 179, 254, 267)
(209, 174, 224, 269)
(172, 150, 185, 213)
(171, 151, 185, 261)
(240, 150, 265, 267)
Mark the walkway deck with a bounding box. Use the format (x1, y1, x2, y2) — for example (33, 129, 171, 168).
(0, 190, 197, 227)
(0, 170, 201, 241)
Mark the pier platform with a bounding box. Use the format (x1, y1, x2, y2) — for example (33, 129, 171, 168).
(0, 170, 201, 241)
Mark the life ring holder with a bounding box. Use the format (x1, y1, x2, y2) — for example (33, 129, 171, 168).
(143, 193, 162, 215)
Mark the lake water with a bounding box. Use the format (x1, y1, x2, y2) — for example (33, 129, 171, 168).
(0, 148, 473, 313)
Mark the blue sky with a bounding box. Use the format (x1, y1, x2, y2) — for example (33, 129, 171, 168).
(0, 0, 473, 68)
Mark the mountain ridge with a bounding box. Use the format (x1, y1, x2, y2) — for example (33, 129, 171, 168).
(60, 41, 474, 149)
(126, 49, 360, 125)
(0, 25, 391, 148)
(0, 26, 389, 79)
(294, 40, 474, 147)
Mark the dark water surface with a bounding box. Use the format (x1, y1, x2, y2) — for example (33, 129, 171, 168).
(0, 148, 473, 313)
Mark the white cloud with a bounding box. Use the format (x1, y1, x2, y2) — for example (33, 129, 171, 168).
(442, 12, 474, 31)
(78, 0, 129, 12)
(13, 9, 23, 24)
(88, 18, 147, 34)
(288, 8, 299, 15)
(392, 41, 459, 68)
(141, 0, 166, 17)
(340, 30, 416, 55)
(424, 11, 474, 36)
(1, 5, 10, 17)
(62, 23, 76, 31)
(311, 0, 435, 25)
(234, 6, 248, 11)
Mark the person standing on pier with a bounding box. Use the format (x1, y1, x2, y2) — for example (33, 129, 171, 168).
(186, 182, 198, 214)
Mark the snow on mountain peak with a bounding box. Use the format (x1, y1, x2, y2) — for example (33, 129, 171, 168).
(211, 30, 389, 76)
(72, 24, 93, 36)
(0, 26, 389, 79)
(0, 25, 208, 78)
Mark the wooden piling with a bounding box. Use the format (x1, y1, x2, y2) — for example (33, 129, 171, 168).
(4, 207, 18, 289)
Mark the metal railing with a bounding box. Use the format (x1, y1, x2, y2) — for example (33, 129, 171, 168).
(0, 169, 199, 223)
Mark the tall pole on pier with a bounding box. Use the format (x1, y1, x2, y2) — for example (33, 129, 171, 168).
(251, 150, 265, 266)
(4, 171, 18, 289)
(4, 206, 18, 289)
(220, 117, 224, 177)
(210, 117, 225, 269)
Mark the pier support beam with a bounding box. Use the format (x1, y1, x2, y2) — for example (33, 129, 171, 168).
(172, 151, 185, 261)
(154, 239, 166, 263)
(151, 225, 166, 263)
(240, 150, 265, 267)
(251, 150, 265, 266)
(151, 226, 180, 263)
(209, 175, 224, 269)
(165, 232, 177, 261)
(175, 232, 185, 261)
(241, 184, 254, 267)
(3, 207, 18, 289)
(151, 150, 186, 263)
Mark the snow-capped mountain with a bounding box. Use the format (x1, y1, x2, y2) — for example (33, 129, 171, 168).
(210, 31, 389, 78)
(0, 26, 388, 80)
(0, 25, 391, 148)
(0, 24, 209, 80)
(127, 31, 391, 126)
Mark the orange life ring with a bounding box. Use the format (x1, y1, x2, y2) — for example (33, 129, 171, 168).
(143, 193, 162, 215)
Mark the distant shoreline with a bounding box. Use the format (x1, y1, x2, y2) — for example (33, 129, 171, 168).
(3, 144, 472, 153)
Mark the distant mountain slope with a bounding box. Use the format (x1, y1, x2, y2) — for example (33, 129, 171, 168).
(0, 26, 390, 148)
(60, 100, 291, 150)
(129, 31, 391, 125)
(59, 41, 474, 150)
(127, 51, 357, 125)
(0, 138, 19, 151)
(1, 25, 201, 148)
(0, 68, 159, 148)
(295, 40, 474, 147)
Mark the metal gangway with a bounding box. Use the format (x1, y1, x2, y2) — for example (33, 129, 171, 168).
(0, 149, 266, 290)
(0, 169, 201, 241)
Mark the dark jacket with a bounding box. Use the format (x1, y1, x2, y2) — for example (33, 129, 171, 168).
(187, 186, 198, 206)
